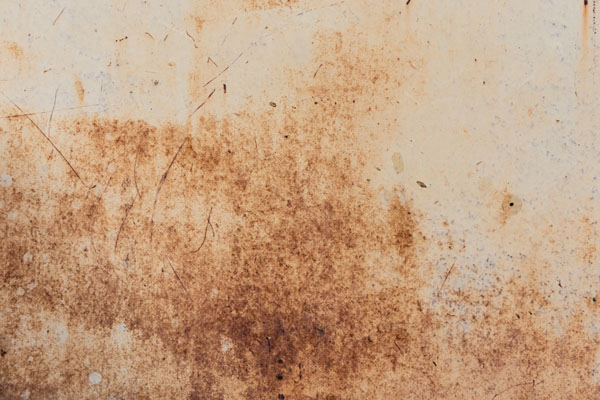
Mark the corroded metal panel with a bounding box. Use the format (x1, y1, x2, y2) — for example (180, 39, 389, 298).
(1, 1, 599, 398)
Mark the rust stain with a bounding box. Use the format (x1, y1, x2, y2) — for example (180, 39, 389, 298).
(7, 42, 23, 60)
(500, 193, 522, 219)
(576, 216, 598, 265)
(74, 77, 85, 104)
(1, 2, 600, 399)
(244, 0, 299, 11)
(193, 16, 205, 30)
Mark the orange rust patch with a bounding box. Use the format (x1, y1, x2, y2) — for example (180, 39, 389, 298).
(0, 109, 432, 397)
(193, 16, 205, 30)
(501, 193, 522, 216)
(7, 42, 23, 59)
(74, 77, 85, 103)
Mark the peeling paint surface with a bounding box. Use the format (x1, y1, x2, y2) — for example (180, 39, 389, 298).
(1, 0, 600, 399)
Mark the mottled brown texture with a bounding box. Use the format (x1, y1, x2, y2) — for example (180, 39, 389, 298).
(2, 1, 600, 399)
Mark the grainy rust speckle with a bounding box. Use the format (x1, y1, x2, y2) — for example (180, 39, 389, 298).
(74, 77, 85, 104)
(2, 1, 600, 399)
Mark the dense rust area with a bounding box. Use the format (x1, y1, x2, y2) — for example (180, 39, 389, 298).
(2, 109, 599, 399)
(1, 5, 600, 399)
(0, 105, 434, 398)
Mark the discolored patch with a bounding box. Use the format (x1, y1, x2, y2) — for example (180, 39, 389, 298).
(501, 193, 522, 219)
(6, 42, 23, 60)
(2, 0, 600, 398)
(0, 82, 435, 397)
(392, 152, 404, 174)
(243, 0, 299, 10)
(74, 77, 85, 104)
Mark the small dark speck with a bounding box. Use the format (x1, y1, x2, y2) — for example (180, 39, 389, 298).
(593, 297, 596, 302)
(283, 135, 289, 139)
(433, 361, 437, 366)
(516, 313, 520, 319)
(277, 359, 284, 363)
(406, 0, 411, 4)
(482, 81, 486, 85)
(276, 374, 283, 380)
(0, 349, 6, 357)
(509, 202, 514, 207)
(416, 181, 427, 188)
(585, 0, 588, 5)
(269, 102, 277, 107)
(278, 395, 285, 400)
(223, 83, 227, 93)
(153, 80, 159, 86)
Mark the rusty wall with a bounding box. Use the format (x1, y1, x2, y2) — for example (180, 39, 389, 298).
(1, 0, 599, 399)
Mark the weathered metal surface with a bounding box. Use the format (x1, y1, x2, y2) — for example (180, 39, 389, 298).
(1, 0, 599, 398)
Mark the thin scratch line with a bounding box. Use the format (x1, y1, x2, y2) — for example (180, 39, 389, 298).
(133, 134, 144, 198)
(297, 1, 344, 16)
(436, 263, 455, 297)
(207, 56, 218, 67)
(168, 258, 188, 294)
(190, 89, 216, 117)
(491, 381, 538, 400)
(204, 48, 248, 87)
(150, 137, 187, 242)
(190, 206, 214, 253)
(186, 30, 198, 48)
(1, 92, 87, 187)
(47, 88, 58, 137)
(313, 63, 323, 78)
(2, 104, 99, 119)
(52, 7, 65, 25)
(115, 196, 136, 250)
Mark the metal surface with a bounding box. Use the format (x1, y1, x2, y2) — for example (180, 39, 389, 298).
(1, 0, 599, 398)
